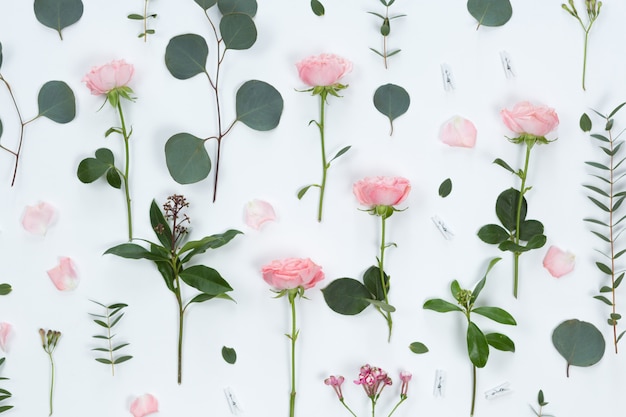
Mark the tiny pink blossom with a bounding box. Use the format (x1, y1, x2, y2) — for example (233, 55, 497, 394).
(324, 375, 345, 400)
(130, 393, 159, 417)
(296, 54, 352, 87)
(47, 257, 79, 291)
(244, 199, 276, 230)
(83, 59, 134, 95)
(399, 371, 412, 397)
(354, 364, 392, 398)
(543, 246, 575, 278)
(0, 323, 12, 352)
(439, 116, 477, 148)
(21, 202, 56, 235)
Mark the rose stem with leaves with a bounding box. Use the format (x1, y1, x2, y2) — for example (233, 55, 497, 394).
(314, 90, 330, 222)
(378, 209, 393, 341)
(287, 289, 299, 417)
(112, 98, 134, 241)
(39, 329, 61, 416)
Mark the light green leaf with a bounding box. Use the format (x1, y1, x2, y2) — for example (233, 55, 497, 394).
(467, 321, 489, 368)
(310, 0, 325, 16)
(579, 113, 592, 132)
(409, 342, 429, 354)
(165, 34, 208, 80)
(552, 319, 605, 376)
(297, 184, 317, 199)
(366, 299, 396, 312)
(423, 298, 462, 313)
(472, 306, 516, 325)
(222, 346, 237, 364)
(493, 158, 516, 174)
(373, 84, 410, 135)
(38, 81, 76, 123)
(34, 0, 83, 39)
(221, 13, 257, 50)
(467, 0, 512, 28)
(179, 265, 233, 295)
(217, 0, 257, 16)
(165, 133, 211, 184)
(329, 146, 351, 164)
(322, 278, 371, 315)
(194, 0, 217, 10)
(236, 80, 283, 131)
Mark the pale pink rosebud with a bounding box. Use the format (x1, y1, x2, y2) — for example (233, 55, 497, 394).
(261, 258, 324, 290)
(296, 54, 352, 87)
(439, 116, 477, 148)
(324, 375, 345, 400)
(0, 323, 12, 352)
(501, 101, 559, 137)
(83, 59, 134, 95)
(244, 199, 276, 230)
(543, 246, 575, 278)
(399, 371, 412, 397)
(21, 202, 56, 235)
(130, 393, 159, 417)
(353, 176, 411, 208)
(47, 257, 79, 291)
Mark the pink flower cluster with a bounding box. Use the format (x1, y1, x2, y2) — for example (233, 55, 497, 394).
(354, 364, 392, 398)
(324, 375, 345, 400)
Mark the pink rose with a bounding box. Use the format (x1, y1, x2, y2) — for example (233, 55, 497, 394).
(501, 101, 559, 137)
(47, 257, 79, 291)
(22, 201, 56, 235)
(353, 176, 411, 207)
(543, 246, 575, 278)
(296, 54, 352, 87)
(261, 258, 324, 290)
(439, 116, 477, 148)
(244, 199, 276, 230)
(130, 393, 159, 417)
(83, 59, 134, 95)
(0, 323, 12, 352)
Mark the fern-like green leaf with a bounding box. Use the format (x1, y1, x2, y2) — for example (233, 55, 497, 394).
(90, 300, 132, 375)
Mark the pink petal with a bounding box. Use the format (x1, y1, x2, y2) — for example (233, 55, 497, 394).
(0, 323, 12, 352)
(22, 202, 56, 235)
(47, 257, 79, 291)
(543, 246, 575, 278)
(130, 394, 159, 417)
(439, 116, 477, 148)
(244, 199, 276, 230)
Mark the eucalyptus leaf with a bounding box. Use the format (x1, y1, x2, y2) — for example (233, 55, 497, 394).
(221, 13, 257, 50)
(373, 84, 410, 135)
(496, 188, 526, 232)
(165, 133, 211, 184)
(439, 178, 452, 197)
(222, 346, 237, 364)
(165, 34, 208, 80)
(194, 0, 217, 10)
(580, 113, 592, 132)
(467, 321, 489, 368)
(363, 266, 389, 301)
(217, 0, 257, 16)
(467, 0, 512, 29)
(552, 319, 605, 377)
(179, 265, 233, 295)
(38, 81, 76, 123)
(409, 342, 429, 354)
(477, 224, 509, 244)
(311, 0, 325, 16)
(34, 0, 84, 39)
(322, 278, 371, 315)
(236, 80, 283, 131)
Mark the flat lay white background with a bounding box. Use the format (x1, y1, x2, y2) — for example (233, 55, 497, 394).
(0, 1, 625, 416)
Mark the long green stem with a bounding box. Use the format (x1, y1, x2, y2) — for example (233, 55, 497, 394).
(316, 93, 328, 222)
(173, 273, 184, 385)
(371, 397, 376, 417)
(470, 365, 476, 417)
(116, 101, 133, 241)
(379, 215, 393, 342)
(340, 399, 358, 417)
(288, 292, 298, 417)
(48, 352, 55, 416)
(513, 144, 532, 298)
(582, 30, 589, 91)
(386, 397, 406, 417)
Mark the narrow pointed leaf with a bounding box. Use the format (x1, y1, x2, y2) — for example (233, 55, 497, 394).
(472, 306, 516, 325)
(104, 243, 164, 261)
(113, 356, 133, 364)
(366, 299, 396, 312)
(594, 295, 613, 306)
(329, 146, 351, 164)
(609, 102, 626, 119)
(493, 158, 516, 174)
(149, 199, 173, 249)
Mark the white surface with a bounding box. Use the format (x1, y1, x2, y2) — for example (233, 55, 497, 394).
(0, 1, 624, 416)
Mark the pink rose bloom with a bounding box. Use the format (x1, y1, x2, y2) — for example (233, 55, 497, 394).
(353, 176, 411, 207)
(501, 101, 559, 137)
(130, 393, 159, 417)
(22, 201, 56, 235)
(244, 199, 276, 230)
(439, 116, 477, 148)
(543, 246, 575, 278)
(261, 258, 324, 290)
(0, 323, 12, 352)
(296, 53, 352, 87)
(83, 59, 134, 95)
(47, 257, 79, 291)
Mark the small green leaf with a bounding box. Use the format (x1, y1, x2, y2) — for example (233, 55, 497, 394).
(236, 80, 284, 131)
(525, 234, 546, 250)
(552, 319, 605, 376)
(450, 280, 461, 299)
(104, 243, 164, 261)
(496, 188, 526, 232)
(221, 13, 257, 50)
(366, 299, 396, 312)
(467, 0, 512, 28)
(609, 102, 626, 119)
(310, 0, 325, 16)
(486, 332, 515, 352)
(297, 184, 317, 199)
(165, 133, 211, 184)
(380, 19, 390, 36)
(0, 118, 3, 139)
(585, 161, 610, 170)
(217, 0, 257, 16)
(472, 306, 516, 325)
(194, 0, 217, 10)
(77, 157, 109, 183)
(0, 285, 11, 296)
(222, 346, 237, 364)
(594, 295, 613, 306)
(165, 34, 208, 80)
(179, 265, 233, 295)
(106, 168, 122, 189)
(112, 343, 130, 352)
(127, 14, 144, 20)
(329, 146, 351, 164)
(409, 342, 429, 354)
(373, 84, 410, 135)
(477, 224, 509, 244)
(38, 81, 76, 123)
(590, 134, 609, 143)
(34, 0, 84, 39)
(596, 262, 612, 275)
(149, 200, 173, 249)
(439, 178, 452, 197)
(467, 322, 489, 368)
(580, 113, 592, 132)
(322, 278, 372, 315)
(599, 286, 612, 293)
(423, 298, 462, 313)
(362, 266, 389, 301)
(113, 356, 133, 364)
(493, 158, 515, 174)
(95, 358, 113, 364)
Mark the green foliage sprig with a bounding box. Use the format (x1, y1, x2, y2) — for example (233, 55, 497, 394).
(34, 0, 83, 40)
(0, 42, 76, 187)
(128, 0, 157, 41)
(580, 102, 626, 353)
(164, 0, 284, 202)
(90, 301, 133, 375)
(368, 0, 406, 69)
(530, 389, 554, 417)
(423, 258, 516, 417)
(39, 329, 61, 416)
(105, 195, 241, 384)
(562, 0, 602, 91)
(0, 358, 13, 414)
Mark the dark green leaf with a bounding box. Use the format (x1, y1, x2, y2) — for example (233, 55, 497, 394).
(467, 322, 489, 368)
(583, 217, 609, 227)
(485, 332, 515, 352)
(585, 161, 610, 170)
(588, 196, 610, 212)
(493, 158, 515, 174)
(590, 133, 609, 142)
(380, 19, 390, 36)
(112, 343, 129, 352)
(498, 240, 526, 253)
(127, 14, 144, 19)
(596, 262, 612, 275)
(217, 0, 257, 16)
(38, 81, 76, 123)
(34, 0, 83, 39)
(179, 229, 242, 262)
(594, 295, 613, 305)
(165, 34, 208, 80)
(609, 102, 626, 119)
(91, 347, 110, 352)
(194, 0, 217, 10)
(93, 319, 109, 328)
(496, 188, 526, 232)
(583, 184, 609, 198)
(0, 42, 3, 70)
(0, 284, 11, 296)
(113, 356, 133, 364)
(599, 286, 612, 293)
(538, 390, 546, 406)
(221, 13, 257, 50)
(179, 265, 233, 295)
(606, 119, 614, 131)
(329, 146, 351, 164)
(439, 178, 452, 198)
(591, 230, 610, 243)
(362, 266, 389, 301)
(525, 234, 546, 250)
(0, 406, 13, 413)
(95, 358, 113, 364)
(552, 319, 605, 375)
(0, 118, 3, 139)
(450, 280, 461, 299)
(615, 273, 624, 288)
(92, 335, 110, 340)
(477, 224, 509, 244)
(77, 157, 109, 183)
(222, 346, 237, 364)
(580, 113, 592, 132)
(322, 278, 372, 315)
(188, 293, 218, 304)
(106, 168, 121, 189)
(165, 132, 211, 184)
(104, 243, 164, 261)
(297, 184, 317, 199)
(149, 200, 173, 250)
(472, 306, 516, 325)
(310, 0, 325, 15)
(373, 84, 410, 135)
(156, 261, 176, 292)
(467, 0, 512, 28)
(470, 257, 500, 303)
(423, 298, 462, 313)
(409, 342, 429, 354)
(236, 80, 284, 131)
(518, 219, 543, 241)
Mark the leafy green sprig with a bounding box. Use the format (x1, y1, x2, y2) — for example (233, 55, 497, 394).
(368, 0, 406, 69)
(580, 102, 626, 353)
(423, 258, 516, 417)
(90, 301, 133, 375)
(0, 358, 13, 414)
(39, 329, 61, 416)
(530, 390, 554, 417)
(105, 195, 241, 384)
(128, 0, 157, 41)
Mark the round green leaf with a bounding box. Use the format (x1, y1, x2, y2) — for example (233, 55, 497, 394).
(552, 319, 605, 376)
(179, 265, 233, 295)
(467, 321, 489, 368)
(373, 84, 410, 135)
(217, 0, 257, 16)
(518, 219, 544, 241)
(165, 34, 208, 80)
(222, 346, 237, 364)
(467, 0, 512, 28)
(236, 80, 283, 131)
(106, 168, 122, 189)
(165, 133, 211, 184)
(580, 113, 592, 132)
(322, 278, 371, 315)
(496, 188, 526, 232)
(220, 13, 257, 50)
(77, 157, 109, 183)
(409, 342, 429, 354)
(477, 224, 509, 244)
(194, 0, 217, 10)
(38, 81, 76, 123)
(95, 148, 115, 165)
(34, 0, 84, 39)
(311, 0, 325, 16)
(439, 178, 452, 198)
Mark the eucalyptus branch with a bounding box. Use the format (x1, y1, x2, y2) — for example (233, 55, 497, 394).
(128, 0, 157, 41)
(0, 358, 13, 414)
(530, 389, 554, 417)
(90, 301, 133, 376)
(368, 0, 406, 69)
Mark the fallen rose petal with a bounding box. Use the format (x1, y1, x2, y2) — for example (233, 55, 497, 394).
(439, 116, 477, 148)
(47, 257, 79, 291)
(0, 323, 12, 352)
(543, 246, 575, 278)
(244, 199, 276, 230)
(22, 202, 56, 235)
(130, 393, 159, 417)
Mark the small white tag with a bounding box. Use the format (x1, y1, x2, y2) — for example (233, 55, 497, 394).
(431, 215, 455, 240)
(433, 369, 446, 397)
(485, 381, 512, 399)
(500, 51, 515, 78)
(224, 387, 244, 415)
(440, 64, 455, 91)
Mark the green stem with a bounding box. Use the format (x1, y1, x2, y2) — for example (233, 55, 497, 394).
(317, 93, 328, 222)
(174, 274, 184, 385)
(470, 365, 476, 417)
(116, 101, 133, 241)
(582, 30, 589, 91)
(513, 143, 532, 298)
(48, 352, 55, 416)
(386, 397, 406, 417)
(379, 214, 393, 342)
(340, 399, 358, 417)
(288, 292, 298, 417)
(371, 397, 376, 417)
